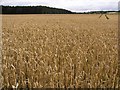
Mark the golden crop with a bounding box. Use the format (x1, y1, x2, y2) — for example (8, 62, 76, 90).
(2, 14, 118, 88)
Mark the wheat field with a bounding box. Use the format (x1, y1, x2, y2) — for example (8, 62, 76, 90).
(1, 14, 119, 88)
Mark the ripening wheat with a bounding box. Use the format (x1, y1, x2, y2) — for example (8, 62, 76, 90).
(2, 14, 119, 88)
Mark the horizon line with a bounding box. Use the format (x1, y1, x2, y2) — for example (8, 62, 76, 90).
(1, 5, 119, 13)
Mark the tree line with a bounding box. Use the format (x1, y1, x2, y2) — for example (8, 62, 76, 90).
(1, 6, 74, 14)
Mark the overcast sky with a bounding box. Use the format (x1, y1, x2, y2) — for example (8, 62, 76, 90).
(0, 0, 119, 12)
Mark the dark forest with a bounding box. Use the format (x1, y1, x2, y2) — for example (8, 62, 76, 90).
(2, 6, 74, 14)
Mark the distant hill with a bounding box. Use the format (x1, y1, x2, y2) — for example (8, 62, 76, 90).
(1, 6, 119, 14)
(1, 6, 74, 14)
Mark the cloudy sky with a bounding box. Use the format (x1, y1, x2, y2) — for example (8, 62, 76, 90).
(0, 0, 119, 12)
